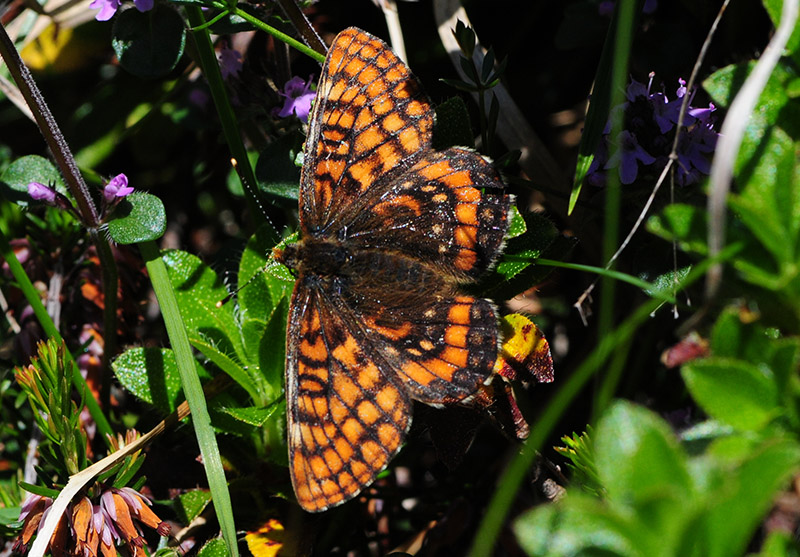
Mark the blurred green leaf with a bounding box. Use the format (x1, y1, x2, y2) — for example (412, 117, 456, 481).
(112, 6, 186, 79)
(433, 96, 475, 150)
(106, 192, 166, 244)
(682, 358, 779, 431)
(196, 537, 229, 557)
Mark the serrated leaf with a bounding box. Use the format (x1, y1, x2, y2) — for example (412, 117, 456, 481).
(161, 250, 257, 397)
(175, 489, 212, 524)
(0, 155, 65, 207)
(106, 192, 166, 244)
(682, 358, 779, 431)
(112, 6, 186, 79)
(113, 347, 206, 412)
(220, 404, 280, 427)
(196, 537, 228, 557)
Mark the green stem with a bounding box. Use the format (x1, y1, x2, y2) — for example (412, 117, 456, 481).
(229, 6, 326, 64)
(185, 7, 277, 242)
(138, 240, 238, 557)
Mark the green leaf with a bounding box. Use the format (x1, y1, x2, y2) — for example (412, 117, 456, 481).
(682, 358, 779, 431)
(257, 297, 289, 401)
(0, 155, 65, 207)
(699, 439, 800, 557)
(106, 192, 166, 244)
(113, 347, 205, 413)
(594, 402, 695, 555)
(647, 204, 709, 254)
(255, 133, 302, 200)
(161, 250, 256, 396)
(514, 495, 637, 557)
(112, 6, 186, 79)
(220, 403, 280, 427)
(196, 537, 229, 557)
(761, 0, 800, 54)
(484, 211, 576, 297)
(729, 127, 800, 272)
(174, 489, 212, 524)
(595, 401, 692, 504)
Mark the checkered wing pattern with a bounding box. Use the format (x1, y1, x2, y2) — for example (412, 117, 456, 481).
(299, 27, 434, 235)
(286, 283, 411, 512)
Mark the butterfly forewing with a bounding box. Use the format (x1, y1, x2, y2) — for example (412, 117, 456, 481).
(300, 27, 434, 235)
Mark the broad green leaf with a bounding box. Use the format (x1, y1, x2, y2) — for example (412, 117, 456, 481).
(595, 401, 692, 505)
(112, 6, 186, 79)
(729, 127, 800, 270)
(0, 155, 65, 206)
(762, 0, 800, 54)
(112, 347, 202, 412)
(709, 307, 743, 358)
(174, 489, 212, 524)
(106, 192, 166, 244)
(699, 439, 800, 557)
(682, 358, 779, 431)
(514, 495, 637, 557)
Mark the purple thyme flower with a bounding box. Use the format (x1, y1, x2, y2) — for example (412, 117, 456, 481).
(218, 48, 243, 80)
(276, 76, 315, 123)
(103, 174, 133, 202)
(586, 73, 719, 188)
(605, 130, 657, 184)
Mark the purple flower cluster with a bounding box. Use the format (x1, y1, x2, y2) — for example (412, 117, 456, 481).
(587, 74, 718, 187)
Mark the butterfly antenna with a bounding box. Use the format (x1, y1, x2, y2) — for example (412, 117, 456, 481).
(216, 258, 282, 308)
(218, 158, 284, 308)
(230, 157, 282, 243)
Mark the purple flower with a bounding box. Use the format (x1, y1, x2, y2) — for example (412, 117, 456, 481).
(276, 76, 315, 123)
(586, 73, 719, 188)
(103, 174, 133, 202)
(133, 0, 153, 11)
(28, 182, 58, 204)
(218, 48, 243, 80)
(89, 0, 120, 21)
(605, 130, 656, 185)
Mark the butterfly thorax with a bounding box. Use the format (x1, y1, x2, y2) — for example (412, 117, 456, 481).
(276, 236, 450, 302)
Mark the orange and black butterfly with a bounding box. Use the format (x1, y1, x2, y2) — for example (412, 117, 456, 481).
(273, 27, 512, 512)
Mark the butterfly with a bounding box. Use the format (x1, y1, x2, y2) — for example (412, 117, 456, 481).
(273, 27, 512, 512)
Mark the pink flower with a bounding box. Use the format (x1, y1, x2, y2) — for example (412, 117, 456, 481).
(103, 174, 133, 202)
(27, 182, 57, 204)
